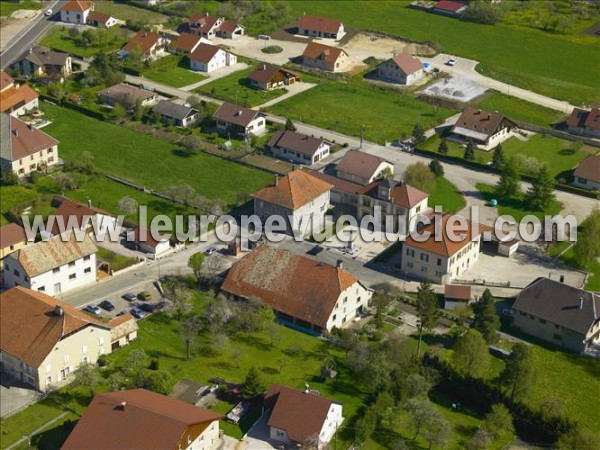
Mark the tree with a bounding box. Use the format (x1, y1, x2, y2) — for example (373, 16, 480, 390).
(558, 428, 600, 450)
(266, 322, 280, 346)
(231, 348, 241, 368)
(186, 94, 203, 111)
(241, 367, 265, 399)
(464, 139, 475, 160)
(452, 329, 490, 378)
(117, 196, 138, 215)
(68, 26, 80, 38)
(72, 363, 101, 397)
(416, 281, 439, 331)
(405, 373, 431, 400)
(496, 157, 521, 198)
(492, 145, 504, 167)
(466, 429, 492, 450)
(526, 165, 555, 211)
(47, 82, 64, 100)
(483, 404, 514, 440)
(188, 252, 205, 283)
(501, 342, 535, 402)
(0, 170, 19, 186)
(123, 350, 149, 388)
(284, 118, 296, 131)
(54, 172, 75, 195)
(111, 103, 127, 121)
(472, 289, 500, 343)
(83, 51, 124, 87)
(428, 159, 444, 178)
(405, 399, 436, 440)
(404, 162, 436, 193)
(205, 253, 224, 284)
(181, 315, 201, 360)
(438, 138, 448, 154)
(462, 1, 504, 24)
(412, 123, 426, 145)
(276, 356, 289, 374)
(163, 279, 193, 318)
(423, 411, 450, 450)
(107, 372, 127, 391)
(132, 99, 144, 121)
(377, 166, 394, 179)
(574, 210, 600, 267)
(181, 134, 203, 155)
(355, 406, 377, 443)
(373, 391, 395, 426)
(145, 370, 173, 394)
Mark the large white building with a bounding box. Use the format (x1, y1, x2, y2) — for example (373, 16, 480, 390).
(60, 0, 95, 25)
(189, 43, 237, 73)
(2, 233, 97, 296)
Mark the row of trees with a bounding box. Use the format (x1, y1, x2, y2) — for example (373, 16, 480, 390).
(496, 155, 555, 211)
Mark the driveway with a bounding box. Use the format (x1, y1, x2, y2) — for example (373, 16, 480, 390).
(257, 81, 317, 108)
(212, 35, 307, 66)
(242, 412, 278, 449)
(1, 376, 42, 418)
(180, 62, 249, 91)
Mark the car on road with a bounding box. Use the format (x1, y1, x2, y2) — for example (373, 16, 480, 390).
(45, 8, 53, 16)
(138, 291, 151, 301)
(130, 307, 146, 319)
(123, 293, 136, 301)
(99, 300, 115, 311)
(84, 304, 101, 315)
(205, 247, 217, 255)
(446, 58, 457, 66)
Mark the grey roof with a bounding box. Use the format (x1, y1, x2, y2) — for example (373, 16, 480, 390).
(0, 113, 11, 162)
(152, 100, 198, 121)
(513, 277, 600, 335)
(268, 130, 324, 156)
(20, 47, 69, 67)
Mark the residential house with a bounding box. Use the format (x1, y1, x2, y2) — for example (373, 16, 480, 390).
(0, 223, 28, 287)
(97, 83, 157, 110)
(189, 43, 237, 73)
(357, 178, 429, 235)
(127, 227, 171, 259)
(268, 130, 330, 166)
(450, 107, 517, 151)
(377, 53, 424, 85)
(216, 20, 245, 39)
(188, 13, 244, 39)
(107, 313, 138, 350)
(572, 155, 600, 190)
(433, 0, 468, 16)
(222, 244, 373, 333)
(212, 102, 266, 137)
(0, 113, 59, 177)
(171, 32, 211, 54)
(308, 170, 363, 206)
(512, 277, 600, 353)
(297, 15, 345, 39)
(0, 286, 111, 391)
(253, 169, 332, 237)
(45, 197, 119, 241)
(444, 284, 472, 309)
(152, 100, 199, 127)
(248, 64, 301, 91)
(2, 233, 97, 296)
(566, 107, 600, 138)
(263, 384, 344, 448)
(302, 42, 349, 72)
(60, 0, 94, 24)
(400, 214, 481, 283)
(62, 389, 224, 450)
(0, 71, 39, 116)
(120, 30, 168, 61)
(336, 150, 394, 186)
(12, 47, 72, 79)
(86, 10, 117, 28)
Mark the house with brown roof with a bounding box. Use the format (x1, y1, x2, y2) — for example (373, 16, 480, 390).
(377, 53, 424, 85)
(566, 107, 600, 138)
(297, 15, 345, 40)
(171, 32, 211, 54)
(357, 178, 429, 235)
(126, 227, 171, 259)
(60, 0, 94, 24)
(189, 43, 237, 73)
(263, 384, 344, 447)
(400, 214, 482, 283)
(0, 113, 59, 178)
(212, 102, 266, 137)
(0, 286, 111, 391)
(268, 130, 330, 165)
(248, 63, 301, 91)
(107, 313, 138, 350)
(97, 83, 157, 110)
(2, 233, 98, 296)
(308, 170, 363, 206)
(12, 47, 72, 79)
(253, 169, 332, 238)
(188, 13, 244, 39)
(572, 155, 600, 191)
(444, 284, 472, 309)
(45, 197, 119, 240)
(512, 278, 600, 353)
(222, 245, 372, 333)
(63, 390, 223, 450)
(336, 150, 394, 186)
(120, 30, 168, 61)
(301, 42, 349, 72)
(86, 10, 117, 28)
(450, 107, 517, 151)
(0, 71, 39, 116)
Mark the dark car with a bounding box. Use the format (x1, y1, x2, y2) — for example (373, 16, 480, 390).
(130, 307, 146, 319)
(138, 291, 151, 301)
(307, 245, 324, 256)
(99, 300, 115, 311)
(139, 303, 158, 313)
(123, 293, 136, 301)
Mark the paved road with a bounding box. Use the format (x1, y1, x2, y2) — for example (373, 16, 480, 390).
(0, 1, 65, 70)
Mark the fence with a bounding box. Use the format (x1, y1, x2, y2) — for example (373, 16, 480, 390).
(515, 120, 600, 148)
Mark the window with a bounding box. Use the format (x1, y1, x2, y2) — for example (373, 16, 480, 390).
(343, 297, 347, 303)
(46, 376, 52, 385)
(45, 364, 52, 373)
(99, 337, 105, 345)
(82, 345, 88, 354)
(437, 258, 442, 266)
(68, 262, 75, 267)
(69, 273, 76, 280)
(332, 314, 337, 321)
(83, 255, 90, 261)
(63, 354, 70, 363)
(38, 286, 45, 292)
(52, 267, 60, 273)
(84, 268, 91, 274)
(82, 356, 89, 364)
(539, 318, 546, 324)
(13, 269, 19, 277)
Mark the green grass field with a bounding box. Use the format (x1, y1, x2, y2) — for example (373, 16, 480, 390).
(41, 104, 273, 206)
(477, 183, 563, 221)
(428, 177, 466, 214)
(267, 80, 455, 144)
(142, 55, 207, 88)
(0, 184, 39, 225)
(40, 26, 131, 58)
(0, 0, 40, 17)
(196, 65, 287, 108)
(94, 1, 168, 23)
(474, 92, 566, 127)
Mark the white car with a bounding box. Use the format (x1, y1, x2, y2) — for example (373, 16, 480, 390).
(446, 58, 457, 66)
(45, 8, 53, 16)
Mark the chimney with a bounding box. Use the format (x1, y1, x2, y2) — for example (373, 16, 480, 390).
(28, 123, 33, 131)
(579, 297, 584, 310)
(304, 382, 310, 393)
(336, 259, 343, 269)
(560, 275, 565, 283)
(13, 128, 18, 138)
(263, 64, 266, 70)
(29, 47, 33, 54)
(88, 199, 92, 207)
(54, 305, 64, 316)
(487, 113, 491, 120)
(274, 175, 279, 186)
(119, 401, 127, 410)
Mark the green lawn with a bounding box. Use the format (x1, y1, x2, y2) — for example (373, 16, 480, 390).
(40, 26, 131, 58)
(196, 65, 287, 108)
(283, 1, 600, 105)
(96, 247, 139, 272)
(142, 55, 207, 88)
(474, 92, 566, 127)
(0, 0, 40, 17)
(267, 80, 455, 144)
(477, 183, 563, 221)
(41, 104, 273, 206)
(0, 184, 39, 225)
(428, 177, 466, 214)
(94, 1, 168, 23)
(422, 135, 493, 165)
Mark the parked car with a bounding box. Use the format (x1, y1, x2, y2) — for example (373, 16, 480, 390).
(307, 245, 323, 256)
(116, 310, 128, 317)
(446, 58, 457, 66)
(205, 247, 217, 255)
(99, 300, 115, 311)
(123, 293, 136, 301)
(45, 8, 53, 16)
(138, 291, 151, 301)
(139, 303, 158, 313)
(501, 308, 514, 317)
(84, 304, 101, 315)
(130, 307, 146, 319)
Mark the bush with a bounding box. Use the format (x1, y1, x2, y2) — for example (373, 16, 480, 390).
(97, 354, 109, 367)
(261, 45, 283, 54)
(149, 359, 160, 370)
(462, 1, 504, 25)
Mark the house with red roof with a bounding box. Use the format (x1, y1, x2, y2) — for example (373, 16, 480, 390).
(566, 107, 600, 139)
(120, 30, 169, 61)
(444, 284, 472, 309)
(60, 0, 94, 24)
(0, 71, 38, 116)
(297, 15, 345, 40)
(188, 13, 244, 39)
(572, 155, 600, 191)
(302, 42, 349, 72)
(377, 52, 424, 85)
(86, 10, 117, 28)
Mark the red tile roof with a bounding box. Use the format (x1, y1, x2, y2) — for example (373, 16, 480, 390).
(188, 13, 220, 32)
(302, 42, 347, 65)
(403, 214, 480, 257)
(189, 42, 221, 63)
(253, 169, 332, 209)
(297, 15, 343, 34)
(0, 223, 27, 250)
(444, 284, 472, 300)
(123, 30, 161, 55)
(2, 114, 57, 161)
(0, 83, 38, 113)
(61, 0, 94, 12)
(62, 389, 223, 450)
(0, 71, 14, 91)
(264, 384, 337, 444)
(567, 107, 600, 130)
(435, 0, 467, 13)
(173, 32, 202, 53)
(218, 20, 240, 33)
(573, 155, 600, 183)
(222, 245, 358, 329)
(453, 107, 514, 140)
(248, 63, 299, 85)
(48, 197, 114, 235)
(391, 52, 423, 75)
(87, 10, 112, 24)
